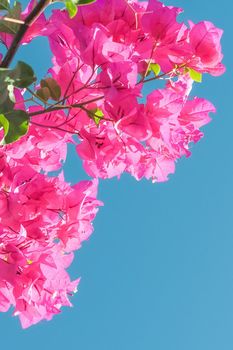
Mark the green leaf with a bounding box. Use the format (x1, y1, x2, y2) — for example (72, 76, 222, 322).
(65, 0, 78, 18)
(88, 108, 104, 126)
(0, 61, 36, 93)
(0, 61, 35, 118)
(0, 71, 14, 114)
(149, 63, 161, 76)
(77, 0, 96, 5)
(188, 68, 202, 83)
(10, 61, 36, 88)
(0, 0, 10, 11)
(7, 84, 15, 103)
(0, 87, 14, 111)
(0, 1, 21, 34)
(0, 114, 9, 138)
(63, 0, 96, 17)
(0, 78, 14, 113)
(40, 77, 61, 101)
(0, 110, 29, 144)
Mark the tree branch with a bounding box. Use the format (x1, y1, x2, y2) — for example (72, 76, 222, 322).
(28, 95, 105, 117)
(0, 0, 51, 68)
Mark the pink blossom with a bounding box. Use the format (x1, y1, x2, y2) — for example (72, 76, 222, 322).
(0, 0, 225, 328)
(187, 21, 225, 76)
(0, 150, 102, 327)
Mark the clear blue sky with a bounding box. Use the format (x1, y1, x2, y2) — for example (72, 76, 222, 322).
(1, 1, 233, 349)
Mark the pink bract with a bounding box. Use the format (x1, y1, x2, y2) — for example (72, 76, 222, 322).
(43, 0, 224, 181)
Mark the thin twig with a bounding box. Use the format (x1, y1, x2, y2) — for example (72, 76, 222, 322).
(28, 95, 105, 117)
(30, 120, 80, 136)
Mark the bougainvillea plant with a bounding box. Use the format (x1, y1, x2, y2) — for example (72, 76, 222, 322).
(0, 0, 225, 328)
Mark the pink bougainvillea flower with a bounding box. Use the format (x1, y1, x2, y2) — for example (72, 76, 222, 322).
(187, 21, 226, 76)
(0, 145, 102, 327)
(0, 0, 225, 328)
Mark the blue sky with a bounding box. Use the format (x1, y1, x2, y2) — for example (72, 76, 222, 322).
(1, 1, 233, 349)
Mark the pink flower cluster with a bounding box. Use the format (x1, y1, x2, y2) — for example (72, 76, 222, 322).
(0, 108, 102, 327)
(44, 0, 224, 181)
(0, 0, 224, 328)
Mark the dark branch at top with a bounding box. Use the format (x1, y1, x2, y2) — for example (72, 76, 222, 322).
(0, 0, 51, 68)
